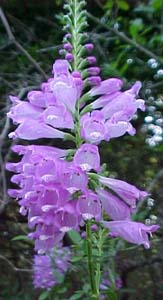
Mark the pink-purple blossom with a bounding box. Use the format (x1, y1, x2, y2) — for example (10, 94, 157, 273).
(8, 60, 83, 140)
(96, 188, 131, 221)
(99, 176, 148, 209)
(102, 221, 159, 248)
(73, 143, 101, 172)
(33, 246, 71, 289)
(7, 54, 159, 253)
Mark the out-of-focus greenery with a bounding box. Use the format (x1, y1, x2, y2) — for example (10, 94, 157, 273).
(0, 1, 163, 299)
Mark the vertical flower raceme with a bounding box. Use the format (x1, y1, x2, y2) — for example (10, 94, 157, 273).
(7, 2, 159, 297)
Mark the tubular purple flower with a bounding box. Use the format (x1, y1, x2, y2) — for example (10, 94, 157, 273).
(73, 143, 101, 172)
(7, 97, 43, 123)
(97, 188, 131, 220)
(101, 83, 145, 120)
(105, 112, 136, 139)
(51, 59, 83, 112)
(91, 92, 122, 110)
(89, 78, 123, 96)
(42, 103, 74, 129)
(7, 59, 85, 141)
(11, 144, 69, 159)
(99, 176, 148, 208)
(8, 120, 65, 140)
(77, 190, 101, 221)
(60, 165, 88, 193)
(80, 111, 108, 144)
(28, 90, 56, 107)
(102, 221, 159, 248)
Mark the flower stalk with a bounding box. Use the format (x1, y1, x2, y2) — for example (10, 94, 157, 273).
(86, 221, 99, 300)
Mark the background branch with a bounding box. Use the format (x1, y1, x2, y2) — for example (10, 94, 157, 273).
(0, 7, 48, 80)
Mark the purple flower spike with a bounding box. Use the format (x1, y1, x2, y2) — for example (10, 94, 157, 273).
(102, 220, 159, 248)
(73, 143, 101, 172)
(90, 78, 123, 96)
(99, 176, 148, 208)
(97, 188, 131, 220)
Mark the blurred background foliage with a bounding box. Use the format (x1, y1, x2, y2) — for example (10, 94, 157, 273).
(0, 0, 163, 299)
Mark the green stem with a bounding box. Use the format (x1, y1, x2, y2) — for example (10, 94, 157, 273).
(95, 230, 103, 295)
(86, 221, 99, 300)
(72, 0, 79, 70)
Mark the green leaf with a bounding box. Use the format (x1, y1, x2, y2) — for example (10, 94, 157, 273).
(104, 0, 114, 10)
(39, 291, 50, 300)
(118, 0, 129, 11)
(69, 292, 83, 300)
(71, 255, 84, 262)
(129, 18, 143, 38)
(68, 230, 82, 244)
(106, 289, 118, 300)
(12, 235, 30, 241)
(151, 0, 162, 10)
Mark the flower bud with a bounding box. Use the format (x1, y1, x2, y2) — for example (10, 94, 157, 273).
(87, 76, 101, 86)
(65, 53, 74, 61)
(63, 43, 72, 51)
(87, 56, 97, 64)
(84, 43, 94, 51)
(87, 67, 100, 76)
